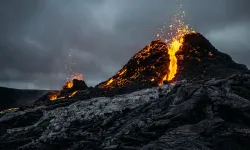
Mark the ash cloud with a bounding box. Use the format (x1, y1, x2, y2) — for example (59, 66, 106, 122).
(0, 0, 249, 89)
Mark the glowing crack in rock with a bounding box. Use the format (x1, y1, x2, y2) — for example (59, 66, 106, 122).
(0, 108, 19, 114)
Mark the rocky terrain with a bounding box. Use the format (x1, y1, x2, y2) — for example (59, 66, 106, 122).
(1, 73, 250, 149)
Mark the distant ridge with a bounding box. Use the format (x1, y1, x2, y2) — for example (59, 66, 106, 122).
(0, 86, 51, 110)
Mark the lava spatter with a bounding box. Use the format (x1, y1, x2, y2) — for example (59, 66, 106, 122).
(49, 73, 84, 100)
(48, 49, 85, 101)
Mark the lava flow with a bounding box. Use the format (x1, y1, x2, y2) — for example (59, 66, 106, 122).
(0, 107, 19, 114)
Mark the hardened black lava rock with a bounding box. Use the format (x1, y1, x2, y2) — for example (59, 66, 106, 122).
(97, 39, 170, 89)
(175, 33, 249, 81)
(2, 32, 249, 149)
(1, 73, 250, 150)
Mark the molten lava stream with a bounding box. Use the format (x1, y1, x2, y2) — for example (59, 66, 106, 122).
(157, 7, 195, 85)
(167, 38, 183, 81)
(158, 38, 183, 86)
(69, 91, 78, 98)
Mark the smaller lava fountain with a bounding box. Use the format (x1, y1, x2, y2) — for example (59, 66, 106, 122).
(48, 73, 85, 100)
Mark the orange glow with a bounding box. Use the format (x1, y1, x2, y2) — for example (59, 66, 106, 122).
(159, 75, 167, 86)
(119, 69, 127, 75)
(178, 55, 184, 60)
(0, 108, 19, 114)
(49, 95, 57, 101)
(99, 41, 169, 89)
(49, 92, 60, 101)
(49, 90, 77, 100)
(209, 52, 213, 56)
(196, 58, 201, 62)
(7, 108, 19, 111)
(65, 81, 73, 88)
(167, 38, 183, 81)
(69, 91, 78, 98)
(107, 79, 114, 85)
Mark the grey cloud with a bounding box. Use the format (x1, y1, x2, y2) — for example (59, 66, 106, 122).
(206, 21, 250, 66)
(0, 0, 249, 89)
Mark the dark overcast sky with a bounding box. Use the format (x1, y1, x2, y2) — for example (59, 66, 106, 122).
(0, 0, 249, 90)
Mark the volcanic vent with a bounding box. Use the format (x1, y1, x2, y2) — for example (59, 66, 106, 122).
(40, 73, 88, 101)
(98, 33, 248, 89)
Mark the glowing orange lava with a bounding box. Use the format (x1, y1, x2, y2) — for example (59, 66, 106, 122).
(167, 38, 183, 81)
(49, 94, 57, 101)
(49, 92, 61, 101)
(0, 108, 19, 114)
(106, 79, 114, 85)
(65, 81, 73, 88)
(69, 91, 78, 98)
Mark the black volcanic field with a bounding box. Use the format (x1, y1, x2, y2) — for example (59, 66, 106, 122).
(0, 87, 51, 110)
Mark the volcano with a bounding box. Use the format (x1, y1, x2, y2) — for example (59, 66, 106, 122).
(34, 32, 249, 104)
(98, 33, 248, 89)
(35, 79, 88, 104)
(1, 32, 250, 150)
